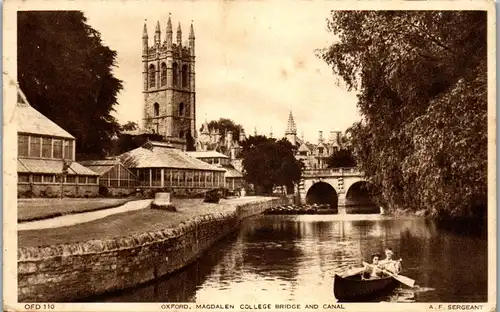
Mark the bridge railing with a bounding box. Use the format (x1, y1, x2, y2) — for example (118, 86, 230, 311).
(302, 167, 363, 177)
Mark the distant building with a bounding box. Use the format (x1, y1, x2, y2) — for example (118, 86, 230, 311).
(16, 88, 99, 198)
(79, 159, 138, 196)
(186, 151, 244, 191)
(118, 141, 225, 194)
(283, 111, 344, 169)
(196, 119, 245, 159)
(141, 16, 196, 151)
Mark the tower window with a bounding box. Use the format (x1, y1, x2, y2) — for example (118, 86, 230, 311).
(182, 64, 188, 87)
(179, 130, 184, 138)
(153, 103, 159, 117)
(149, 64, 156, 88)
(173, 62, 178, 86)
(160, 63, 167, 86)
(179, 102, 185, 116)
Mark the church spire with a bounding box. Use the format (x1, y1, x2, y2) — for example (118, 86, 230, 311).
(176, 22, 182, 46)
(285, 111, 297, 135)
(201, 117, 209, 135)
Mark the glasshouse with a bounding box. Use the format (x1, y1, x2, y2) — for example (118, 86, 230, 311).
(118, 141, 226, 193)
(80, 159, 138, 196)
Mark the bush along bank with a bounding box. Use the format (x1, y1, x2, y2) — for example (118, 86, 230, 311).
(18, 196, 292, 302)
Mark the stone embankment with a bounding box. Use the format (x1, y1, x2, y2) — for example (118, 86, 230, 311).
(18, 196, 291, 302)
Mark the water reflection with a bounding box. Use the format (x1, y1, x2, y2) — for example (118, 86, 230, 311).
(95, 214, 487, 303)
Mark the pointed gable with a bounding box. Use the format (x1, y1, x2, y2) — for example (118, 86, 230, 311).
(16, 88, 74, 139)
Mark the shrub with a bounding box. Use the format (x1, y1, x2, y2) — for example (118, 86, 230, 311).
(99, 185, 110, 197)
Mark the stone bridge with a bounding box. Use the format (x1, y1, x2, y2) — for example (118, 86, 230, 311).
(298, 167, 379, 214)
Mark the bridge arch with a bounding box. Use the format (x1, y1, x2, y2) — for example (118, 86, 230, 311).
(345, 180, 379, 214)
(305, 181, 338, 210)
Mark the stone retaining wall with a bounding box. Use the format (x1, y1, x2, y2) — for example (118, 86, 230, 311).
(18, 196, 292, 302)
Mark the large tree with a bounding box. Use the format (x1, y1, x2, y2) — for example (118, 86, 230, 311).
(241, 136, 303, 195)
(206, 118, 244, 142)
(18, 11, 123, 159)
(326, 148, 357, 168)
(319, 11, 487, 220)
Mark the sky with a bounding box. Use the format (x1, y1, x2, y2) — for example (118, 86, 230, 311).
(83, 1, 361, 143)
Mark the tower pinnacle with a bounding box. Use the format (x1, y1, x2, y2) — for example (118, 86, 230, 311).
(154, 21, 161, 45)
(142, 20, 148, 38)
(189, 20, 195, 53)
(166, 14, 173, 48)
(177, 22, 182, 45)
(189, 21, 195, 39)
(142, 20, 148, 55)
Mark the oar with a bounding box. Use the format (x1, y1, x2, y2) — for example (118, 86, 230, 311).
(363, 261, 415, 288)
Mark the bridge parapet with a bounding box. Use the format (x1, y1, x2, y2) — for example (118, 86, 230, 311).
(303, 167, 364, 178)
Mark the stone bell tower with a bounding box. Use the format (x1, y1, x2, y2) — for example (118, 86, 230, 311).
(142, 15, 196, 150)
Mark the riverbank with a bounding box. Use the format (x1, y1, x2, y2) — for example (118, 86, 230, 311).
(18, 197, 255, 247)
(18, 196, 292, 302)
(383, 206, 487, 236)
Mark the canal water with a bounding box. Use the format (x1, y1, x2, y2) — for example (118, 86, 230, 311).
(97, 213, 488, 303)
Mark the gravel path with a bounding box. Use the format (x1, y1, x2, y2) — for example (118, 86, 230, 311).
(18, 199, 153, 231)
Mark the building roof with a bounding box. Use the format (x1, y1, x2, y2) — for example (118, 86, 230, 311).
(186, 151, 229, 159)
(119, 141, 225, 171)
(17, 158, 99, 175)
(16, 89, 75, 139)
(79, 159, 119, 166)
(229, 159, 242, 171)
(121, 129, 144, 136)
(80, 159, 137, 177)
(223, 166, 243, 178)
(298, 142, 310, 152)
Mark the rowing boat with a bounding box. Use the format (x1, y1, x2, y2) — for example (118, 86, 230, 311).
(333, 271, 399, 301)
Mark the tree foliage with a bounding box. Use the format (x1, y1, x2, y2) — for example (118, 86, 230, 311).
(320, 11, 487, 220)
(111, 133, 165, 156)
(206, 118, 244, 142)
(120, 121, 139, 131)
(185, 130, 196, 152)
(326, 148, 357, 168)
(18, 11, 123, 159)
(241, 136, 303, 194)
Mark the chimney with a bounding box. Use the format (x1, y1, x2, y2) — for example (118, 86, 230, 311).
(318, 131, 323, 143)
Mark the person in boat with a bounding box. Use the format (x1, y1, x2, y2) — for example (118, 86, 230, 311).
(362, 253, 385, 279)
(378, 248, 402, 274)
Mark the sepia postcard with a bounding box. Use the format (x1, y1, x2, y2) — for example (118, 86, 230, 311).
(3, 0, 496, 312)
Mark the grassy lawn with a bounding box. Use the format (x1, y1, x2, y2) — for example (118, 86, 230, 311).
(18, 198, 133, 222)
(18, 198, 237, 248)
